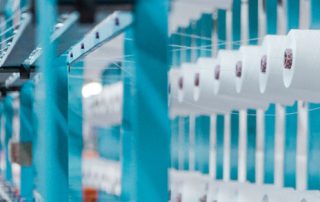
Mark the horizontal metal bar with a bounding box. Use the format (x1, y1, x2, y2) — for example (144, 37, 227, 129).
(67, 11, 132, 65)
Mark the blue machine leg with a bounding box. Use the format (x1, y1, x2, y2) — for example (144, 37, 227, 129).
(230, 0, 241, 181)
(20, 81, 35, 201)
(68, 62, 83, 201)
(215, 9, 226, 180)
(246, 0, 259, 183)
(36, 0, 68, 199)
(263, 0, 277, 185)
(0, 103, 3, 174)
(4, 96, 13, 183)
(307, 0, 320, 190)
(35, 0, 69, 194)
(121, 0, 170, 201)
(284, 0, 300, 189)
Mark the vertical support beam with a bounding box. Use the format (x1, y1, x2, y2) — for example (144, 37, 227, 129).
(0, 103, 3, 173)
(307, 0, 320, 190)
(284, 0, 300, 189)
(169, 33, 179, 170)
(230, 0, 241, 182)
(4, 96, 13, 183)
(246, 0, 259, 183)
(215, 9, 226, 180)
(121, 29, 136, 202)
(20, 81, 35, 201)
(68, 62, 83, 202)
(194, 14, 212, 174)
(263, 0, 277, 185)
(183, 26, 195, 171)
(122, 0, 170, 201)
(36, 0, 68, 198)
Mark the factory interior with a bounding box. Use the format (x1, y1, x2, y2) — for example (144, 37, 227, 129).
(0, 0, 320, 201)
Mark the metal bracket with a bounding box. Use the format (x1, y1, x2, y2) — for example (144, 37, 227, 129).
(67, 11, 133, 65)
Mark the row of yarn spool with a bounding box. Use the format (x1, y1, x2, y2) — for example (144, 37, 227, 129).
(169, 29, 320, 118)
(169, 170, 320, 202)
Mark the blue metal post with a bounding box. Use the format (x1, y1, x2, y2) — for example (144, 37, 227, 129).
(181, 26, 192, 171)
(170, 32, 180, 170)
(121, 29, 136, 202)
(230, 0, 241, 181)
(4, 95, 13, 183)
(307, 0, 320, 190)
(194, 14, 212, 174)
(246, 0, 259, 183)
(121, 1, 170, 199)
(36, 0, 68, 199)
(131, 0, 170, 200)
(284, 0, 300, 189)
(68, 62, 83, 202)
(264, 0, 277, 184)
(0, 103, 3, 173)
(215, 9, 226, 180)
(19, 81, 35, 201)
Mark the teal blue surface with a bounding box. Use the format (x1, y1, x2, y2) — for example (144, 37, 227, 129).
(194, 14, 212, 174)
(183, 117, 189, 170)
(216, 115, 224, 180)
(284, 0, 300, 189)
(217, 10, 226, 49)
(216, 10, 226, 180)
(265, 0, 278, 34)
(195, 117, 210, 174)
(307, 0, 320, 190)
(308, 103, 320, 189)
(264, 105, 275, 184)
(232, 0, 241, 49)
(171, 118, 179, 169)
(97, 127, 121, 159)
(68, 62, 83, 202)
(263, 0, 277, 184)
(20, 81, 35, 202)
(36, 0, 69, 196)
(170, 32, 180, 170)
(246, 109, 256, 183)
(122, 0, 170, 200)
(284, 102, 297, 188)
(230, 0, 241, 181)
(4, 96, 13, 183)
(121, 29, 136, 202)
(246, 0, 259, 183)
(230, 111, 239, 180)
(0, 103, 3, 173)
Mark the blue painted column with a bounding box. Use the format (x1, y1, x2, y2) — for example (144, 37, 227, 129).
(121, 0, 170, 199)
(215, 9, 226, 180)
(230, 0, 241, 181)
(284, 0, 300, 189)
(0, 103, 3, 173)
(264, 0, 277, 185)
(307, 0, 320, 190)
(68, 62, 83, 202)
(170, 32, 180, 170)
(246, 0, 259, 183)
(180, 26, 192, 171)
(36, 0, 68, 199)
(121, 28, 136, 202)
(194, 14, 212, 174)
(4, 95, 13, 183)
(19, 81, 35, 201)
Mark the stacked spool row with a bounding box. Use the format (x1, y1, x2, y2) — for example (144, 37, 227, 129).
(169, 29, 320, 117)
